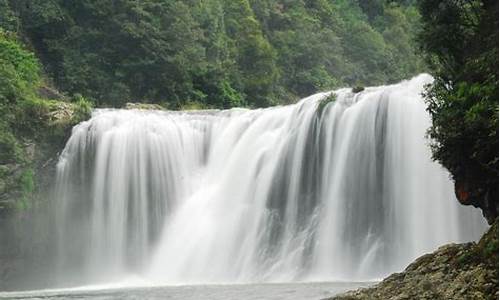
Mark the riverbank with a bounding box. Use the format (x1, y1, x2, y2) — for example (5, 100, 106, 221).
(329, 219, 498, 300)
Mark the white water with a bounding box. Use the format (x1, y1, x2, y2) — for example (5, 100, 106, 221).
(54, 74, 486, 287)
(0, 282, 374, 300)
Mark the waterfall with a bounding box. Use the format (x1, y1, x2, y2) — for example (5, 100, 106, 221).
(54, 74, 486, 286)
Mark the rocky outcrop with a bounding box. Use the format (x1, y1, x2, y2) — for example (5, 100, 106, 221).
(124, 102, 165, 110)
(0, 99, 91, 215)
(329, 220, 498, 300)
(36, 86, 67, 101)
(454, 180, 498, 225)
(0, 97, 92, 290)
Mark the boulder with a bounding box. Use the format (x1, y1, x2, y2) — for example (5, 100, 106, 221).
(328, 220, 498, 300)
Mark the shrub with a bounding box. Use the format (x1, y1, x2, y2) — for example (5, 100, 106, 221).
(317, 93, 337, 114)
(72, 94, 93, 123)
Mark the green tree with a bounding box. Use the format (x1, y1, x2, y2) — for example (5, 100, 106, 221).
(224, 0, 279, 107)
(0, 29, 40, 163)
(418, 0, 498, 223)
(4, 0, 425, 109)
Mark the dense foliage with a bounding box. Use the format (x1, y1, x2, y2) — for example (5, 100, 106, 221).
(2, 0, 423, 108)
(417, 0, 498, 222)
(0, 28, 42, 164)
(0, 29, 92, 212)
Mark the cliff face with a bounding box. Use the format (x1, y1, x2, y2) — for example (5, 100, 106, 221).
(455, 180, 498, 225)
(329, 220, 498, 300)
(0, 99, 90, 290)
(0, 101, 88, 214)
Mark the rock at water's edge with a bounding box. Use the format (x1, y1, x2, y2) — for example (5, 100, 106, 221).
(328, 220, 498, 300)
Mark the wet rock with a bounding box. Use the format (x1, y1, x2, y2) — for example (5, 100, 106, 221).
(454, 180, 498, 224)
(352, 86, 365, 93)
(328, 220, 498, 300)
(124, 102, 164, 110)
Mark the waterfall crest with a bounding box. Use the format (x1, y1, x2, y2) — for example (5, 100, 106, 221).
(54, 74, 486, 286)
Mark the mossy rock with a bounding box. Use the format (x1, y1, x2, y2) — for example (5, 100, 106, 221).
(330, 220, 499, 300)
(352, 86, 365, 93)
(477, 219, 498, 262)
(317, 93, 337, 114)
(36, 86, 67, 100)
(124, 102, 165, 110)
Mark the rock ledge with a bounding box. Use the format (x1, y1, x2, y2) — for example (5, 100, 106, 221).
(328, 220, 498, 300)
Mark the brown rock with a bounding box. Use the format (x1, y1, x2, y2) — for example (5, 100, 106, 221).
(327, 220, 498, 300)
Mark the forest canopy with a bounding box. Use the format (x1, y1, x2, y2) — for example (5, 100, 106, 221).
(1, 0, 424, 108)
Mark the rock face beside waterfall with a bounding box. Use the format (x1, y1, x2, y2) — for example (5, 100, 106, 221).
(330, 220, 498, 300)
(0, 98, 91, 290)
(0, 100, 89, 214)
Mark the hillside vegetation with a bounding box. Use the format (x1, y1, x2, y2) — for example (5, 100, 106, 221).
(418, 0, 498, 223)
(0, 29, 90, 213)
(1, 0, 423, 108)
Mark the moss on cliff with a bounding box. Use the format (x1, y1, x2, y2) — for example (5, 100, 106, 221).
(317, 93, 337, 114)
(0, 97, 92, 215)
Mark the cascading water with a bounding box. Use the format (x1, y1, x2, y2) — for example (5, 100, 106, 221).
(54, 74, 486, 287)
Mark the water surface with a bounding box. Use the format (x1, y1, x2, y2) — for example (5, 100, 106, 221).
(0, 282, 373, 300)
